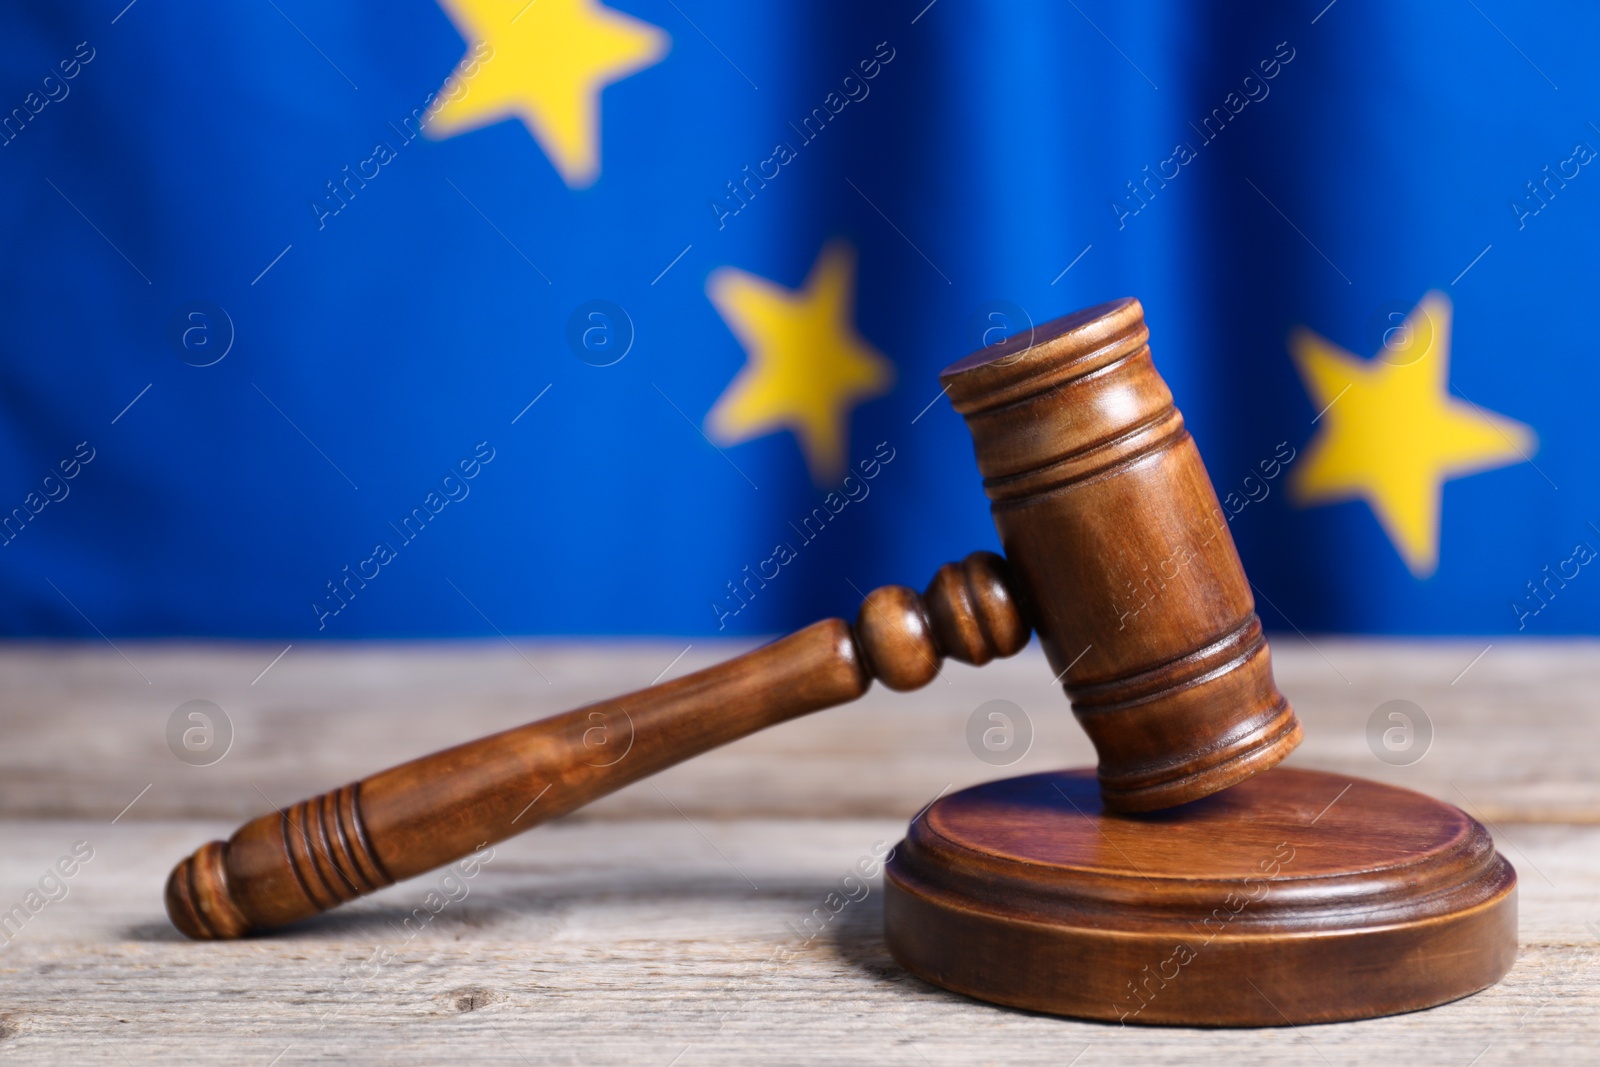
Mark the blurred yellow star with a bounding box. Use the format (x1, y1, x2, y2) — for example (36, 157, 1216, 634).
(1289, 291, 1536, 578)
(428, 0, 669, 187)
(706, 241, 894, 484)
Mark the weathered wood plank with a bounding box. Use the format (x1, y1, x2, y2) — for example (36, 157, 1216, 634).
(1, 817, 1596, 1065)
(4, 640, 1591, 1060)
(0, 639, 1594, 823)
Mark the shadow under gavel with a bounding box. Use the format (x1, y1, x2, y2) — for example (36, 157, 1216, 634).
(168, 297, 1303, 939)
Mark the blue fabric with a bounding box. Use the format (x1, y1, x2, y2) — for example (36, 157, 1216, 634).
(0, 1, 1592, 637)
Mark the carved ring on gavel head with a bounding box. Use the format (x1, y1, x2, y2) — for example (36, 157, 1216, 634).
(166, 296, 1301, 940)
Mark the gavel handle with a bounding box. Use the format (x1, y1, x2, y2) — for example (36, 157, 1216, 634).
(166, 551, 1029, 939)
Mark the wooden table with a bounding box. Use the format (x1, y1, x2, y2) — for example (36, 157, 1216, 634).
(2, 638, 1597, 1064)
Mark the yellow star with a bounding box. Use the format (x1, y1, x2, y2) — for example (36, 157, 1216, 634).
(1289, 291, 1536, 578)
(706, 241, 895, 485)
(427, 0, 669, 187)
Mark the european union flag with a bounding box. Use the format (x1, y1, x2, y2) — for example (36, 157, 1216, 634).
(1, 1, 1593, 637)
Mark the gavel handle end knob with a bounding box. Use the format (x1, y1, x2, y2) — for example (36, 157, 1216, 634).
(166, 840, 252, 940)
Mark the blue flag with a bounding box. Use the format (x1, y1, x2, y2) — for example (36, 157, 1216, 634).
(0, 1, 1592, 637)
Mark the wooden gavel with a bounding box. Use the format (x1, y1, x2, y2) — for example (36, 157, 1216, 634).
(167, 297, 1302, 939)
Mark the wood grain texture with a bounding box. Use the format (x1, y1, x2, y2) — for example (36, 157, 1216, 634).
(163, 554, 1030, 939)
(0, 816, 1594, 1065)
(943, 299, 1301, 810)
(886, 767, 1517, 1024)
(1, 639, 1595, 824)
(1, 640, 1597, 1060)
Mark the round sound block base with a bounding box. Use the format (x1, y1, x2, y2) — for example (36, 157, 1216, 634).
(884, 767, 1516, 1026)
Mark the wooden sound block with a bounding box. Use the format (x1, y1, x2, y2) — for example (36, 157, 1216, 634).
(884, 766, 1517, 1026)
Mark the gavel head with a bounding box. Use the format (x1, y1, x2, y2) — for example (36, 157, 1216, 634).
(942, 298, 1301, 812)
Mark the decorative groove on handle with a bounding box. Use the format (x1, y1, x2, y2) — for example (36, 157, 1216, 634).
(283, 799, 339, 910)
(852, 552, 1030, 692)
(336, 782, 393, 889)
(166, 782, 397, 940)
(283, 783, 393, 911)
